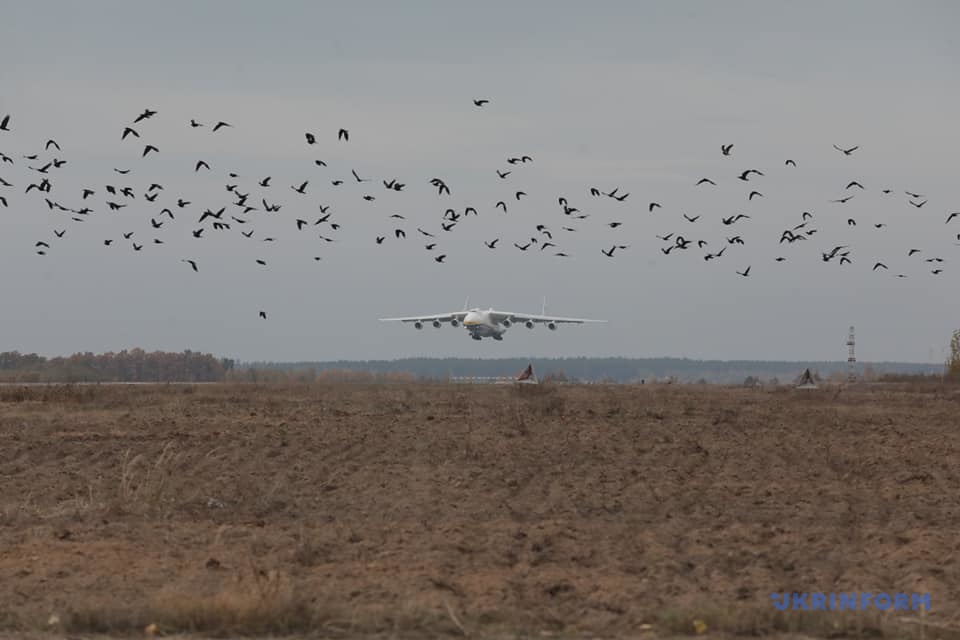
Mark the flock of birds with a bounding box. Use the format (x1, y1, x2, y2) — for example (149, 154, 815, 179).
(0, 103, 957, 320)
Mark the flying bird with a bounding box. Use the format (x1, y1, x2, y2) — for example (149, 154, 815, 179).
(473, 99, 489, 107)
(0, 115, 10, 131)
(212, 121, 232, 132)
(833, 144, 859, 155)
(133, 109, 157, 123)
(338, 128, 349, 141)
(721, 144, 733, 156)
(182, 259, 198, 272)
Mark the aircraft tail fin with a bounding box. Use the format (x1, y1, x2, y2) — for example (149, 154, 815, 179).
(462, 296, 470, 311)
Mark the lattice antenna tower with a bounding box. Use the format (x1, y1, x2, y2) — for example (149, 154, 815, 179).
(846, 326, 856, 382)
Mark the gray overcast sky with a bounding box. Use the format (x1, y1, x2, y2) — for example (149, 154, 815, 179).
(2, 1, 959, 363)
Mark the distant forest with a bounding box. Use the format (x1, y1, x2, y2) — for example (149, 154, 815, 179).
(0, 351, 943, 384)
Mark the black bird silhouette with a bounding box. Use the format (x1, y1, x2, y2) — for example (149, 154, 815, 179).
(182, 259, 198, 272)
(833, 144, 858, 155)
(497, 170, 511, 179)
(0, 115, 10, 131)
(831, 195, 855, 204)
(395, 229, 406, 239)
(142, 145, 158, 157)
(684, 214, 700, 223)
(802, 211, 813, 220)
(292, 181, 308, 194)
(905, 191, 924, 199)
(133, 109, 157, 123)
(871, 262, 888, 271)
(736, 266, 751, 277)
(212, 121, 232, 132)
(737, 169, 764, 181)
(122, 127, 139, 140)
(192, 228, 204, 238)
(256, 259, 267, 266)
(190, 119, 203, 128)
(338, 128, 349, 141)
(45, 140, 60, 151)
(721, 144, 733, 156)
(195, 160, 210, 172)
(417, 228, 435, 237)
(696, 178, 716, 186)
(601, 246, 617, 257)
(909, 200, 927, 208)
(514, 242, 531, 251)
(515, 191, 526, 200)
(649, 202, 661, 212)
(295, 219, 307, 230)
(495, 201, 507, 212)
(721, 214, 750, 225)
(35, 241, 50, 248)
(748, 191, 763, 200)
(375, 236, 385, 245)
(847, 218, 856, 226)
(104, 239, 113, 246)
(305, 132, 316, 145)
(946, 212, 960, 224)
(425, 243, 436, 250)
(485, 239, 499, 249)
(846, 180, 864, 190)
(259, 311, 267, 319)
(785, 159, 797, 167)
(114, 168, 130, 174)
(351, 169, 367, 183)
(473, 99, 489, 107)
(434, 254, 447, 263)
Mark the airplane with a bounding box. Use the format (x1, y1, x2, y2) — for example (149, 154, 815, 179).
(379, 303, 606, 341)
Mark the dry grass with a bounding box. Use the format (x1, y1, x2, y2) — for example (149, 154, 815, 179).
(1, 382, 960, 638)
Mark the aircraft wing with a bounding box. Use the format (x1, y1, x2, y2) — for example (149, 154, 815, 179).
(489, 311, 607, 324)
(379, 311, 469, 323)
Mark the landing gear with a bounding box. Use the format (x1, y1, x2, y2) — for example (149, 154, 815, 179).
(471, 335, 482, 341)
(493, 335, 503, 341)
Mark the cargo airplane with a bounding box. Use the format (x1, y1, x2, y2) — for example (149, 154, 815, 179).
(379, 305, 606, 341)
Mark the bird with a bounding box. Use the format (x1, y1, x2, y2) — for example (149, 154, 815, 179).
(212, 121, 232, 132)
(255, 259, 267, 266)
(908, 249, 921, 256)
(142, 145, 158, 157)
(473, 99, 489, 107)
(0, 115, 10, 131)
(133, 109, 157, 123)
(736, 266, 751, 277)
(351, 169, 367, 183)
(122, 127, 139, 140)
(846, 180, 864, 190)
(847, 218, 857, 226)
(195, 160, 210, 172)
(292, 181, 308, 194)
(833, 144, 859, 155)
(296, 219, 307, 230)
(515, 191, 526, 200)
(497, 170, 511, 179)
(737, 169, 764, 181)
(45, 140, 60, 151)
(831, 195, 855, 204)
(259, 176, 272, 187)
(259, 311, 267, 319)
(748, 191, 763, 200)
(696, 178, 716, 186)
(721, 144, 733, 156)
(394, 229, 405, 239)
(946, 212, 960, 224)
(338, 128, 349, 141)
(909, 200, 927, 208)
(496, 201, 507, 212)
(905, 191, 924, 199)
(785, 159, 797, 167)
(683, 214, 700, 223)
(182, 259, 198, 272)
(648, 202, 661, 212)
(190, 119, 203, 128)
(376, 236, 385, 245)
(434, 254, 447, 263)
(514, 242, 531, 251)
(305, 132, 316, 145)
(873, 262, 888, 271)
(485, 239, 499, 248)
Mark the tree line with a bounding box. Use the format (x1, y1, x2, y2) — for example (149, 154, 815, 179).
(0, 349, 234, 382)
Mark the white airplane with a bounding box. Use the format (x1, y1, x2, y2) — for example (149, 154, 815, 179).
(379, 304, 606, 341)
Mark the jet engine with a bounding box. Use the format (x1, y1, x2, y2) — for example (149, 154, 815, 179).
(450, 319, 460, 327)
(502, 317, 513, 328)
(414, 321, 423, 330)
(547, 322, 557, 331)
(525, 320, 535, 329)
(432, 320, 442, 328)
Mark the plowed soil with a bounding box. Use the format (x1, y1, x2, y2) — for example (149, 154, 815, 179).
(0, 382, 958, 638)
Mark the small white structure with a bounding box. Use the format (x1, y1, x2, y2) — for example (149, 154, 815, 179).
(796, 368, 819, 389)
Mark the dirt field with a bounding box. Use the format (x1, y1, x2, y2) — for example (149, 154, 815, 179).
(0, 382, 958, 638)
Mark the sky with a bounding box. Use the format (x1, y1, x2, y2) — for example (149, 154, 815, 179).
(1, 1, 959, 363)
